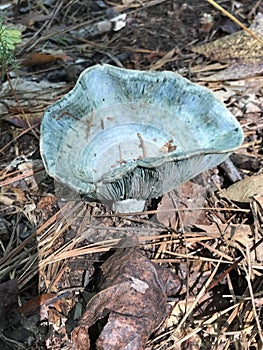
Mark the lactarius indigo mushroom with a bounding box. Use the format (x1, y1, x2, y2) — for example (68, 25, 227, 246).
(40, 64, 244, 213)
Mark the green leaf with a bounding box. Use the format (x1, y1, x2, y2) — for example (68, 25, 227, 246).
(0, 26, 22, 51)
(0, 17, 22, 73)
(3, 28, 22, 50)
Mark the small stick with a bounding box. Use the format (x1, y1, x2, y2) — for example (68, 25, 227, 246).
(137, 132, 147, 157)
(86, 109, 94, 140)
(118, 144, 126, 165)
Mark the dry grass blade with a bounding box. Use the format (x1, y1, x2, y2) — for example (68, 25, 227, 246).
(177, 261, 221, 334)
(243, 243, 263, 346)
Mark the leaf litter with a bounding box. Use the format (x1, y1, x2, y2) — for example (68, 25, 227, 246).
(222, 173, 263, 203)
(71, 248, 181, 350)
(0, 0, 263, 349)
(192, 12, 263, 80)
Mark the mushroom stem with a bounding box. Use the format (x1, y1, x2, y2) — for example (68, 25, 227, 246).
(112, 199, 146, 213)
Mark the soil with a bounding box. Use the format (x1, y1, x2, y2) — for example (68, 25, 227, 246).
(0, 0, 263, 349)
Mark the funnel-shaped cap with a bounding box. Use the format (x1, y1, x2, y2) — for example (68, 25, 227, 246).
(40, 64, 244, 212)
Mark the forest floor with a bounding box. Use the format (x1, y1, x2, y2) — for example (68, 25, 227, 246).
(0, 0, 263, 349)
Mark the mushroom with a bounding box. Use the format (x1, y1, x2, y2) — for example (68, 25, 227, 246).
(40, 64, 244, 213)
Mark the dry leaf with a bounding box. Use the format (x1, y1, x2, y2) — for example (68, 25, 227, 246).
(0, 186, 27, 204)
(200, 62, 263, 81)
(193, 13, 263, 64)
(17, 293, 56, 317)
(20, 12, 52, 26)
(71, 248, 181, 349)
(222, 174, 263, 203)
(0, 194, 14, 206)
(230, 153, 261, 172)
(193, 12, 263, 80)
(157, 177, 209, 228)
(37, 194, 57, 221)
(3, 112, 42, 128)
(22, 52, 72, 67)
(195, 223, 251, 247)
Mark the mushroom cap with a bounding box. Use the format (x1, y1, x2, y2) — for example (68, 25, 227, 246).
(40, 64, 244, 212)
